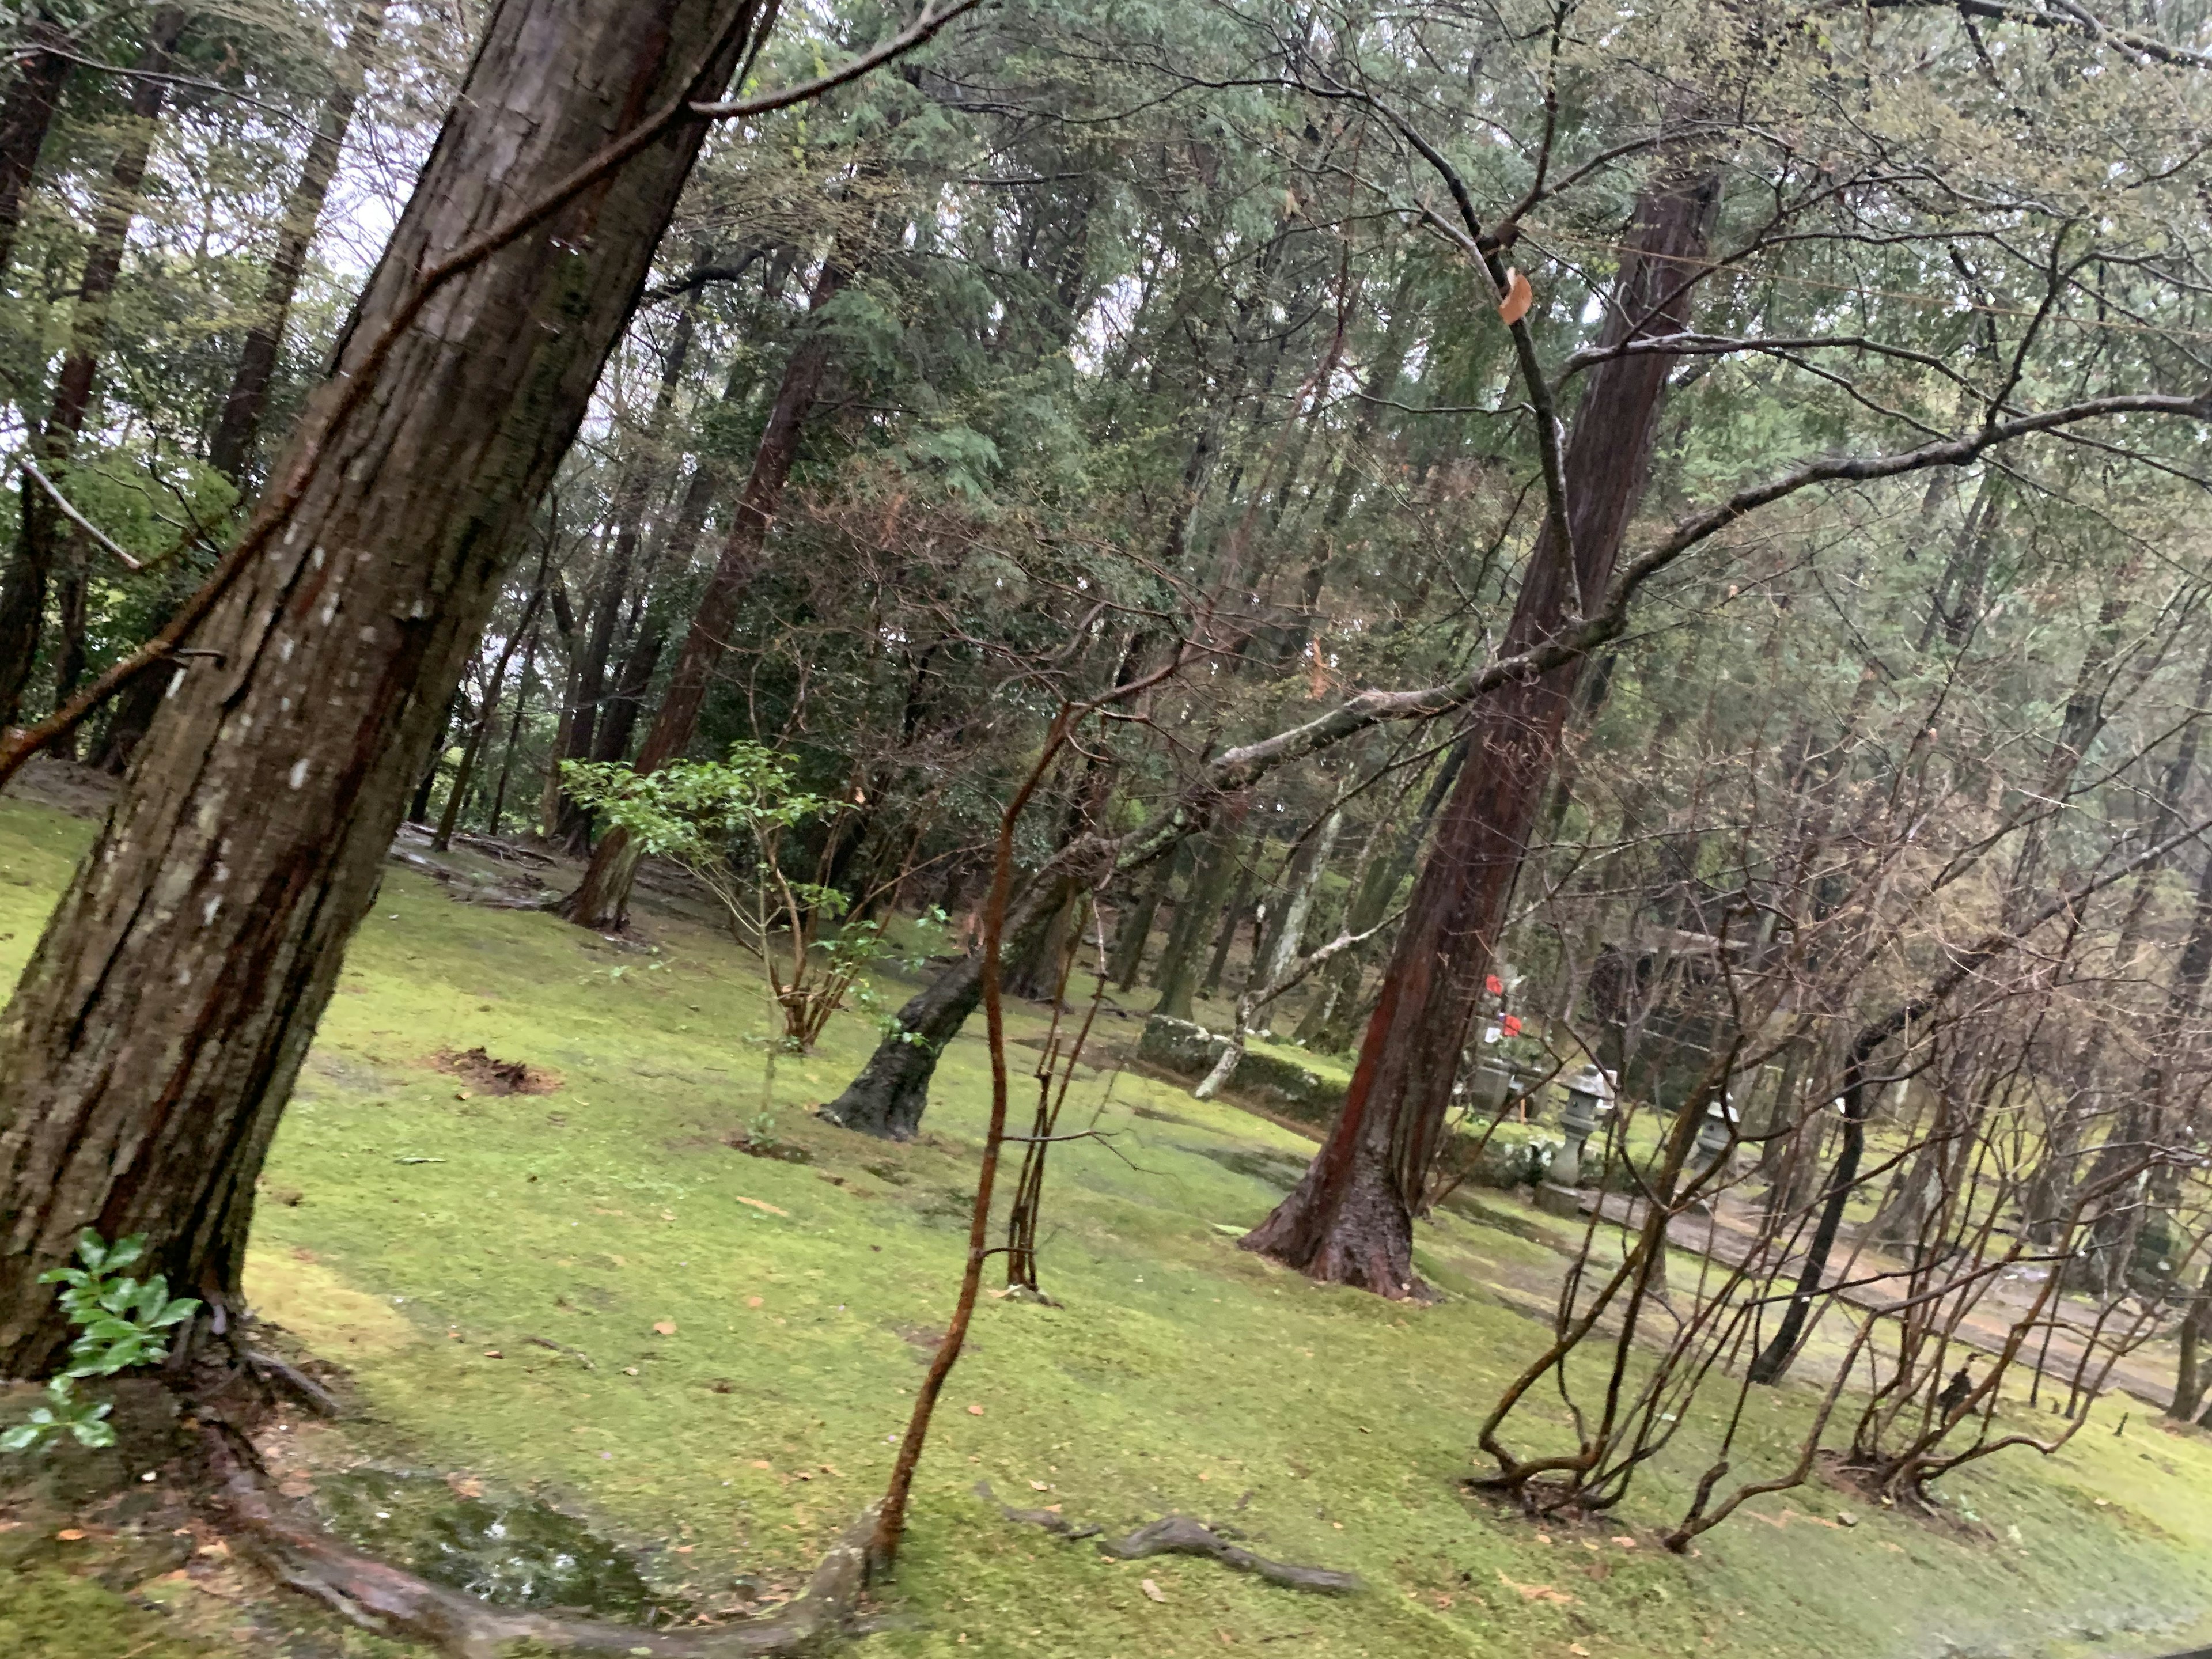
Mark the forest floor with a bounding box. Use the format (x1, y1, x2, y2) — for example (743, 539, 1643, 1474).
(3, 774, 2212, 1659)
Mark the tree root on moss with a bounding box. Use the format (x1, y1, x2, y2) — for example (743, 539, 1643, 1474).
(241, 1349, 343, 1417)
(977, 1482, 1362, 1594)
(206, 1422, 875, 1657)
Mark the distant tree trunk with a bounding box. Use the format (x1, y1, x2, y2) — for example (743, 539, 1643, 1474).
(433, 579, 547, 850)
(539, 574, 583, 834)
(207, 0, 388, 483)
(1109, 847, 1181, 990)
(1253, 807, 1341, 1000)
(486, 618, 542, 838)
(1152, 828, 1240, 1021)
(1244, 168, 1721, 1296)
(2172, 1268, 2212, 1423)
(0, 8, 185, 733)
(1200, 850, 1257, 997)
(408, 691, 463, 823)
(552, 351, 695, 849)
(558, 247, 850, 927)
(2070, 850, 2212, 1292)
(593, 604, 668, 763)
(0, 0, 766, 1378)
(0, 8, 71, 281)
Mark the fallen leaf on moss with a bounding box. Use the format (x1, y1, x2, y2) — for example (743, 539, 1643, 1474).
(1498, 1572, 1573, 1604)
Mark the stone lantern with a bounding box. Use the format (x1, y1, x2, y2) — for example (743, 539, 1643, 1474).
(1537, 1066, 1614, 1216)
(1687, 1094, 1740, 1180)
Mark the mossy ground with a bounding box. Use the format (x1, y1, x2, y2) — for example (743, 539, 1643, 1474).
(2, 791, 2211, 1659)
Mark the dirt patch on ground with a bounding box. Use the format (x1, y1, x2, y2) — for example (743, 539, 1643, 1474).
(427, 1046, 560, 1096)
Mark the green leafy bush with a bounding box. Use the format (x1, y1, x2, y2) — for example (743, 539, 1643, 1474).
(1, 1232, 201, 1454)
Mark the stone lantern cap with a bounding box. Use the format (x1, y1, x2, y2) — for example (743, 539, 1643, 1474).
(1563, 1066, 1617, 1106)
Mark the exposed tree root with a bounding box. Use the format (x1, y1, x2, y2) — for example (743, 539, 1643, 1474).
(206, 1422, 874, 1656)
(978, 1482, 1362, 1594)
(973, 1480, 1101, 1539)
(242, 1349, 343, 1417)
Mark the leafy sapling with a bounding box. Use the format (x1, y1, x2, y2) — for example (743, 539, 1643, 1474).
(1, 1232, 202, 1453)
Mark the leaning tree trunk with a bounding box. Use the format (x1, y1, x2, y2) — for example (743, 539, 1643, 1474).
(0, 7, 185, 733)
(207, 0, 388, 483)
(0, 0, 765, 1377)
(820, 870, 1080, 1138)
(1243, 168, 1721, 1296)
(1253, 807, 1341, 998)
(558, 247, 849, 927)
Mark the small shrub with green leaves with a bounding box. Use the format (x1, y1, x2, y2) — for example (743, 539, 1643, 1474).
(563, 745, 926, 1054)
(1, 1232, 202, 1455)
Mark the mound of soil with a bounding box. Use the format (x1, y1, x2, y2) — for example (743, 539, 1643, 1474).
(429, 1047, 560, 1096)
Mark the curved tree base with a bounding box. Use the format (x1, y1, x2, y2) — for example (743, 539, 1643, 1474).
(818, 1024, 949, 1140)
(817, 971, 973, 1139)
(556, 826, 641, 932)
(1238, 1150, 1426, 1300)
(821, 873, 1081, 1138)
(206, 1422, 876, 1656)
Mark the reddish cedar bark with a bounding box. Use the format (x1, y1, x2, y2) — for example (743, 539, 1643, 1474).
(0, 0, 767, 1376)
(1242, 169, 1721, 1296)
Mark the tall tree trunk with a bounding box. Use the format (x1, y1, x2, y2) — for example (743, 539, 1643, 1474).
(0, 0, 766, 1377)
(1152, 827, 1240, 1021)
(408, 691, 463, 823)
(433, 579, 547, 850)
(1243, 168, 1721, 1296)
(1109, 845, 1182, 990)
(207, 0, 388, 483)
(2172, 1266, 2212, 1423)
(0, 8, 185, 732)
(593, 601, 669, 763)
(538, 573, 582, 834)
(558, 247, 849, 927)
(486, 617, 541, 838)
(0, 7, 70, 281)
(551, 300, 703, 847)
(1253, 807, 1342, 998)
(2070, 849, 2212, 1292)
(1200, 849, 1257, 997)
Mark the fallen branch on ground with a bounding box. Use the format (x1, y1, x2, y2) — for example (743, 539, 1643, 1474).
(525, 1334, 597, 1368)
(979, 1482, 1362, 1594)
